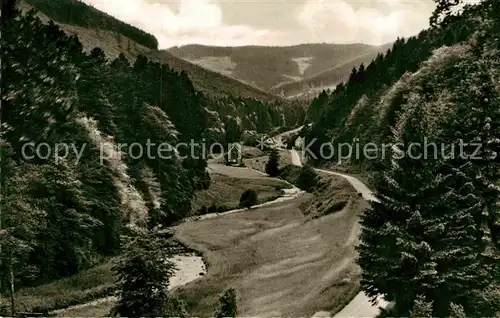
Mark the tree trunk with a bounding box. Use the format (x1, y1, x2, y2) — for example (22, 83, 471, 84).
(9, 252, 14, 317)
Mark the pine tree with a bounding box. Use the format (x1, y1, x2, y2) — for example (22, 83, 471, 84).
(111, 228, 176, 317)
(265, 149, 280, 177)
(410, 295, 433, 318)
(358, 98, 494, 316)
(430, 0, 463, 27)
(449, 303, 467, 318)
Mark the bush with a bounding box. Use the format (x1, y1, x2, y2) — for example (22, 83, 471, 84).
(297, 165, 318, 192)
(207, 204, 217, 213)
(163, 297, 188, 317)
(214, 288, 238, 318)
(325, 201, 347, 215)
(216, 204, 232, 213)
(198, 206, 208, 215)
(239, 189, 258, 209)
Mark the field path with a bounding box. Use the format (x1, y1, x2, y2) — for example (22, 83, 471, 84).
(289, 149, 389, 317)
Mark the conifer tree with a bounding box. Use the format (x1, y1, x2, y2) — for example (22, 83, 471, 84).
(111, 228, 176, 317)
(410, 295, 433, 318)
(265, 149, 280, 177)
(358, 98, 495, 316)
(430, 0, 463, 27)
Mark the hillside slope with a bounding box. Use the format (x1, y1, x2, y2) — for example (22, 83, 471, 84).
(167, 43, 387, 92)
(18, 0, 280, 101)
(270, 43, 394, 99)
(303, 3, 500, 316)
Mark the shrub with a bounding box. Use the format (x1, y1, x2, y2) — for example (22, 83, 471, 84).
(163, 297, 188, 317)
(207, 204, 217, 213)
(198, 206, 208, 215)
(296, 165, 318, 192)
(214, 288, 238, 318)
(325, 201, 347, 214)
(239, 189, 258, 209)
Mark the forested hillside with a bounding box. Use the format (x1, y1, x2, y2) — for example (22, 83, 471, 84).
(17, 0, 306, 143)
(304, 1, 500, 316)
(168, 43, 385, 91)
(0, 2, 304, 310)
(269, 42, 394, 99)
(17, 0, 288, 102)
(0, 6, 211, 288)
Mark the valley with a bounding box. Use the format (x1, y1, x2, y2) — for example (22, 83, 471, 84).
(33, 146, 379, 317)
(168, 43, 389, 98)
(1, 0, 499, 317)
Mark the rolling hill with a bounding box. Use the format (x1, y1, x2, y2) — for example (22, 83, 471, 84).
(167, 43, 389, 97)
(270, 43, 394, 99)
(18, 0, 281, 102)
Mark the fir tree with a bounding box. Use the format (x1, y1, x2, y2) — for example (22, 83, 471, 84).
(265, 149, 280, 177)
(410, 295, 433, 318)
(110, 228, 176, 317)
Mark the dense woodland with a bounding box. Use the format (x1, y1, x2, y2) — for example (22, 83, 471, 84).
(304, 1, 500, 316)
(0, 1, 304, 308)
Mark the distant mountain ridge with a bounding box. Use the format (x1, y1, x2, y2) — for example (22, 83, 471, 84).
(270, 43, 394, 99)
(18, 0, 281, 102)
(167, 43, 390, 98)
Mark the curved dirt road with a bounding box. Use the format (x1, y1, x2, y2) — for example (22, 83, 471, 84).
(290, 149, 389, 317)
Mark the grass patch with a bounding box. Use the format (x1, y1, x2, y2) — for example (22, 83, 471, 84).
(174, 187, 365, 316)
(278, 164, 303, 186)
(243, 150, 293, 174)
(191, 173, 290, 215)
(9, 260, 117, 313)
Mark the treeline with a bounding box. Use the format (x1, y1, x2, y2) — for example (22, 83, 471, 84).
(207, 95, 305, 144)
(305, 1, 500, 316)
(23, 0, 159, 49)
(304, 4, 477, 163)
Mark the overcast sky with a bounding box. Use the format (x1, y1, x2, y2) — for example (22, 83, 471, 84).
(82, 0, 439, 48)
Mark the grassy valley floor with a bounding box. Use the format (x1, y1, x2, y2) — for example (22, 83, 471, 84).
(173, 173, 366, 317)
(10, 160, 365, 317)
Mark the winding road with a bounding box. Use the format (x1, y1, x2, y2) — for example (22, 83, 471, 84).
(289, 149, 389, 318)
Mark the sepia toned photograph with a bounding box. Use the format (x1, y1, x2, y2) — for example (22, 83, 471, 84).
(0, 0, 498, 317)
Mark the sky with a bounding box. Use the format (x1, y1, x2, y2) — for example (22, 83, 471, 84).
(82, 0, 439, 49)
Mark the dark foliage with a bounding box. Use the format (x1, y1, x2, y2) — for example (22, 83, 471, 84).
(265, 149, 280, 177)
(110, 229, 175, 316)
(296, 165, 318, 192)
(239, 189, 258, 209)
(214, 288, 238, 318)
